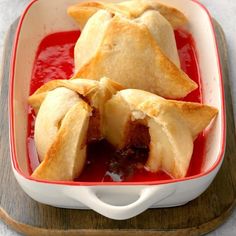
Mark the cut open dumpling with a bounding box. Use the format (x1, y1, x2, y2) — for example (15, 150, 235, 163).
(73, 10, 197, 99)
(67, 0, 187, 29)
(29, 78, 218, 180)
(29, 77, 123, 181)
(103, 89, 218, 178)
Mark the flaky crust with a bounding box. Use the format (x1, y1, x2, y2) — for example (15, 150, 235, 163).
(67, 0, 187, 29)
(74, 13, 197, 99)
(134, 10, 180, 67)
(32, 100, 91, 181)
(34, 87, 83, 161)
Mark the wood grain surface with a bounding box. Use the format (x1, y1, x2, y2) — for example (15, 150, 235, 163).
(0, 19, 235, 236)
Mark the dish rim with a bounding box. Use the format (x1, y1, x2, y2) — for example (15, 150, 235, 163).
(9, 0, 226, 186)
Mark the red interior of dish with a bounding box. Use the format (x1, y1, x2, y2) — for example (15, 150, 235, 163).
(27, 29, 205, 182)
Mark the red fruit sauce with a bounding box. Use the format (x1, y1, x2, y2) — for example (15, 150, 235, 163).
(27, 29, 205, 182)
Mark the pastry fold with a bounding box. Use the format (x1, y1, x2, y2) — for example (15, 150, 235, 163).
(32, 99, 91, 181)
(103, 89, 218, 178)
(67, 0, 187, 29)
(73, 10, 197, 99)
(29, 77, 123, 180)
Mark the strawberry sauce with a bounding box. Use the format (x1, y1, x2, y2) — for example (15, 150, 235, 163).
(27, 29, 205, 182)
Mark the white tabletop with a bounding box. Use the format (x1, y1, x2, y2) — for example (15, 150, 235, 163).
(0, 0, 236, 235)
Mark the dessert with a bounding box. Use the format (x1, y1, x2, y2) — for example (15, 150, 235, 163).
(29, 78, 123, 180)
(71, 8, 197, 98)
(29, 77, 217, 180)
(104, 89, 218, 178)
(27, 0, 218, 182)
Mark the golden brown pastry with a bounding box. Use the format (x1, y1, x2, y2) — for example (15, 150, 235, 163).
(32, 98, 91, 181)
(29, 77, 123, 181)
(103, 89, 218, 178)
(67, 0, 187, 29)
(134, 10, 180, 67)
(73, 10, 197, 99)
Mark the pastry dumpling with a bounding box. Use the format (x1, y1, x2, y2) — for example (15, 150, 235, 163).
(73, 10, 197, 99)
(67, 0, 187, 29)
(103, 89, 218, 178)
(29, 77, 123, 181)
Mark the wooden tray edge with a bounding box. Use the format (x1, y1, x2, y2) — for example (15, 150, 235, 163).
(1, 198, 236, 236)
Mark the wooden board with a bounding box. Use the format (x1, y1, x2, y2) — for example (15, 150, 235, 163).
(0, 19, 236, 236)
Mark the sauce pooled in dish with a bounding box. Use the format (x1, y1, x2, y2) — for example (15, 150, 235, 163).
(27, 29, 206, 182)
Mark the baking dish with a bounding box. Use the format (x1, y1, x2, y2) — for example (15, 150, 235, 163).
(9, 0, 225, 220)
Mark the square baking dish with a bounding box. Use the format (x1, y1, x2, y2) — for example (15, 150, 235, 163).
(9, 0, 225, 220)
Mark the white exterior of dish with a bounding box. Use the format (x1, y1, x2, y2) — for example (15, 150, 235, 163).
(10, 0, 225, 220)
(13, 164, 222, 220)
